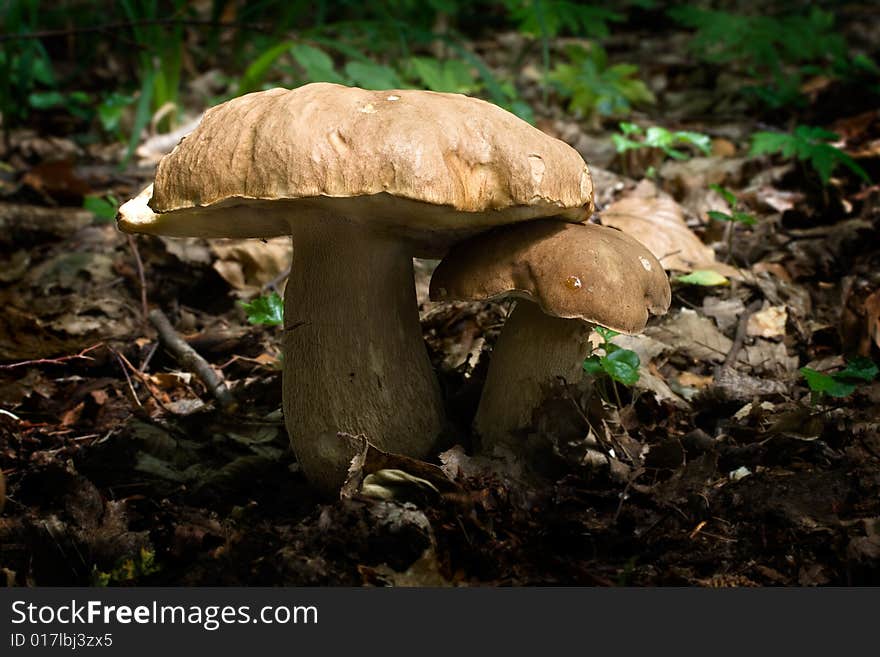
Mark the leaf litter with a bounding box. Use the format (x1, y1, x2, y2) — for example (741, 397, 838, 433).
(1, 13, 880, 588)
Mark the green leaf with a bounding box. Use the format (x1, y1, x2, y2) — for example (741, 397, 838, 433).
(800, 367, 856, 398)
(409, 57, 478, 94)
(583, 355, 604, 376)
(240, 293, 284, 326)
(619, 121, 641, 135)
(731, 211, 757, 226)
(122, 66, 155, 166)
(675, 130, 712, 154)
(707, 210, 733, 222)
(27, 91, 67, 109)
(83, 195, 118, 222)
(594, 326, 620, 342)
(238, 40, 297, 95)
(290, 44, 346, 85)
(836, 356, 879, 382)
(602, 348, 640, 386)
(749, 127, 871, 185)
(709, 183, 738, 207)
(343, 61, 402, 90)
(749, 131, 791, 157)
(97, 93, 135, 134)
(675, 270, 730, 286)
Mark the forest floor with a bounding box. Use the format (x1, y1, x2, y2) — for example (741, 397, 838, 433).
(1, 15, 880, 586)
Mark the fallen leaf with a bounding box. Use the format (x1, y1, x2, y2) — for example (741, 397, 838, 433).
(747, 305, 787, 339)
(211, 238, 291, 297)
(702, 296, 746, 333)
(601, 194, 739, 278)
(678, 371, 714, 388)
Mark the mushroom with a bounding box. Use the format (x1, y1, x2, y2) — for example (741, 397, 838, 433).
(117, 82, 593, 493)
(429, 219, 671, 450)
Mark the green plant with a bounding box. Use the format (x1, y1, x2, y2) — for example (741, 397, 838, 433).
(673, 270, 729, 287)
(800, 356, 878, 403)
(92, 547, 161, 586)
(670, 6, 877, 109)
(750, 126, 871, 185)
(240, 292, 284, 326)
(407, 57, 481, 94)
(549, 45, 654, 121)
(506, 1, 623, 40)
(83, 194, 119, 222)
(583, 326, 640, 405)
(707, 184, 756, 265)
(612, 122, 710, 163)
(707, 184, 757, 226)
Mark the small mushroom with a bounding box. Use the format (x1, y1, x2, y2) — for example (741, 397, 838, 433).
(117, 83, 593, 493)
(429, 219, 671, 450)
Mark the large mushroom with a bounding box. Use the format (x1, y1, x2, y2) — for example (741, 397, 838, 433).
(430, 220, 671, 450)
(117, 82, 593, 493)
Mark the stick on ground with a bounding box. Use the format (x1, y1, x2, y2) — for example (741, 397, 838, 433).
(148, 309, 237, 411)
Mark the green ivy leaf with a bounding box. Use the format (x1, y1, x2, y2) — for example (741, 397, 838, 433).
(602, 348, 641, 386)
(583, 355, 604, 376)
(240, 293, 284, 326)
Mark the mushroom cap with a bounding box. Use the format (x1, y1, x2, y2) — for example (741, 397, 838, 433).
(117, 83, 592, 255)
(429, 220, 672, 334)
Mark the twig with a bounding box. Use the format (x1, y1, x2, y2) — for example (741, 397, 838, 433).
(138, 342, 159, 373)
(149, 309, 237, 410)
(127, 234, 149, 320)
(112, 350, 142, 408)
(721, 299, 763, 372)
(0, 343, 103, 370)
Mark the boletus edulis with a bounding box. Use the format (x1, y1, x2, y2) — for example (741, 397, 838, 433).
(117, 82, 594, 494)
(430, 220, 671, 450)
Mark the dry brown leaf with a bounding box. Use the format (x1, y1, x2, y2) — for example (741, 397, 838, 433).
(702, 296, 746, 333)
(747, 305, 787, 339)
(600, 195, 739, 278)
(159, 237, 212, 265)
(646, 308, 732, 363)
(678, 371, 714, 388)
(646, 309, 797, 374)
(210, 237, 291, 297)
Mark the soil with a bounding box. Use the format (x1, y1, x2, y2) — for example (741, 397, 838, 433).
(1, 8, 879, 587)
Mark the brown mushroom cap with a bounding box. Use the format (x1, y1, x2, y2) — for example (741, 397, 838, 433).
(429, 220, 672, 334)
(117, 83, 592, 255)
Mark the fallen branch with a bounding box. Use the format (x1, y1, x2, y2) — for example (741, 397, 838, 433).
(148, 309, 237, 411)
(0, 343, 104, 370)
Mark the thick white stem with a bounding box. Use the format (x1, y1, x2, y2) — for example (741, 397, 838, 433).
(283, 221, 444, 494)
(474, 300, 591, 451)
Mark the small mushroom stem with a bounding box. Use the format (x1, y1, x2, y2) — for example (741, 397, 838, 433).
(474, 299, 591, 451)
(283, 221, 444, 494)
